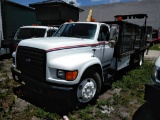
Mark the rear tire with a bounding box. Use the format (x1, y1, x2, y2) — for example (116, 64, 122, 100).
(76, 72, 102, 106)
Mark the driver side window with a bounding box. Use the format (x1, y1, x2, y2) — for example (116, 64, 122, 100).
(98, 25, 109, 41)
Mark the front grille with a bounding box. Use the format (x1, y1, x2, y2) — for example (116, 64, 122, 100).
(158, 70, 160, 80)
(16, 46, 46, 82)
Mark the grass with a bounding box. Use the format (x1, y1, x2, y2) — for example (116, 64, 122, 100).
(150, 44, 160, 50)
(68, 61, 153, 120)
(112, 61, 152, 104)
(0, 59, 153, 120)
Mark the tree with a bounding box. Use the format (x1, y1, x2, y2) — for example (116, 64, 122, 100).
(69, 0, 75, 5)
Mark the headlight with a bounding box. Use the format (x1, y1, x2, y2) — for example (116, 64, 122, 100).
(151, 65, 160, 85)
(12, 52, 16, 65)
(57, 70, 78, 81)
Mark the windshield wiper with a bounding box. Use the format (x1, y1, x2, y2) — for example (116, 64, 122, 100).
(71, 34, 83, 39)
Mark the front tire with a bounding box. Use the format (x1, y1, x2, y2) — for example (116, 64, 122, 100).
(76, 72, 102, 105)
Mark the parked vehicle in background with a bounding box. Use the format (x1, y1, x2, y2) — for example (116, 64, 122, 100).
(144, 27, 160, 118)
(151, 29, 158, 45)
(144, 55, 160, 118)
(0, 0, 39, 57)
(0, 0, 9, 56)
(11, 14, 149, 106)
(146, 26, 160, 46)
(14, 25, 58, 40)
(158, 27, 160, 42)
(11, 25, 58, 52)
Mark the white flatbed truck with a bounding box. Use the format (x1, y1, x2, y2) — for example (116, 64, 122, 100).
(11, 14, 149, 105)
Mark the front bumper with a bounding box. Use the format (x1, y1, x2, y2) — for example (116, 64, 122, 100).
(144, 84, 160, 105)
(11, 67, 76, 98)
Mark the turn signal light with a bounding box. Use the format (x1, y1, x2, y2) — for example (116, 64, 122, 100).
(57, 70, 78, 81)
(66, 71, 78, 81)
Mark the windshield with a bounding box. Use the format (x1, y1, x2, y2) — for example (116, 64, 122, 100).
(15, 28, 46, 40)
(53, 23, 97, 39)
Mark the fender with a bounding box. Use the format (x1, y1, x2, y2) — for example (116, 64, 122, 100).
(47, 52, 102, 85)
(12, 51, 16, 57)
(155, 56, 160, 67)
(12, 51, 16, 68)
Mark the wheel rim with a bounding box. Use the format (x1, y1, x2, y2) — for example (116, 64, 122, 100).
(139, 54, 143, 66)
(77, 78, 97, 103)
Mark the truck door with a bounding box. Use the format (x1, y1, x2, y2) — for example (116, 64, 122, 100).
(97, 25, 114, 66)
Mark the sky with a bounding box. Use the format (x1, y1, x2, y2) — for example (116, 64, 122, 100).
(10, 0, 140, 7)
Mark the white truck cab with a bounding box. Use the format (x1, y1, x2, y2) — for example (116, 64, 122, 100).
(14, 25, 58, 40)
(11, 25, 58, 52)
(11, 14, 149, 105)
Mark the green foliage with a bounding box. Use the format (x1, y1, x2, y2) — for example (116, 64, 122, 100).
(96, 98, 111, 108)
(0, 92, 8, 99)
(69, 1, 75, 5)
(75, 105, 95, 120)
(34, 108, 60, 119)
(111, 61, 153, 107)
(150, 44, 160, 50)
(112, 61, 152, 91)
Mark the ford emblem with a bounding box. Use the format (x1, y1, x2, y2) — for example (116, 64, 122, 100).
(25, 58, 31, 63)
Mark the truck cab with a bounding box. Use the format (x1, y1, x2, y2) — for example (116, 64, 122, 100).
(11, 14, 149, 105)
(14, 25, 58, 40)
(11, 25, 58, 52)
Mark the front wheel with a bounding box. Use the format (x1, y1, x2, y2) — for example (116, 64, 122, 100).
(76, 72, 102, 105)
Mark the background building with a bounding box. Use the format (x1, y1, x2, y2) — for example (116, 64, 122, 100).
(1, 0, 38, 40)
(80, 0, 160, 29)
(29, 0, 83, 25)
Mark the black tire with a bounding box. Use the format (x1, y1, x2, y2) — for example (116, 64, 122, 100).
(132, 102, 154, 120)
(75, 71, 102, 107)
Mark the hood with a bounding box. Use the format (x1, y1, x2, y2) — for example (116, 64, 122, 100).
(18, 37, 95, 51)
